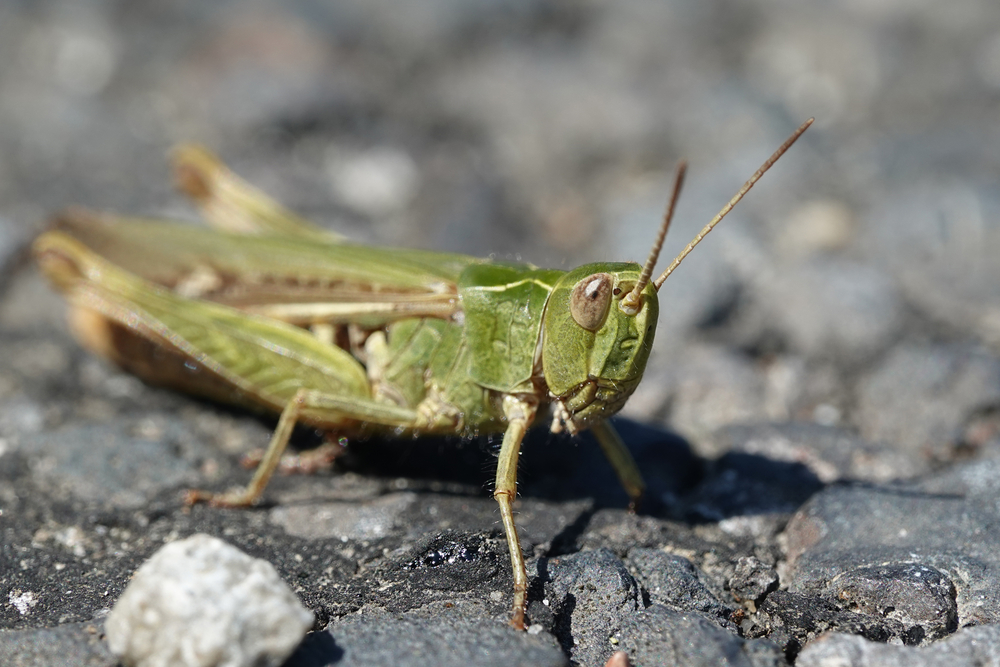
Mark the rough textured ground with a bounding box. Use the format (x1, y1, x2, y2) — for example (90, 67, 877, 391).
(2, 2, 1000, 666)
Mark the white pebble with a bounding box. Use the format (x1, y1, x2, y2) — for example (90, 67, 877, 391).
(105, 534, 313, 667)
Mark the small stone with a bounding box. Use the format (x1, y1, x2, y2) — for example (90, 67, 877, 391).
(7, 590, 38, 616)
(825, 563, 957, 642)
(105, 534, 313, 667)
(604, 650, 631, 667)
(752, 590, 900, 656)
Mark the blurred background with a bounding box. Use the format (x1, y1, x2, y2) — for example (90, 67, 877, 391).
(1, 0, 999, 469)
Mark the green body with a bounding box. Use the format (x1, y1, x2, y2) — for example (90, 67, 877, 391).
(36, 216, 658, 440)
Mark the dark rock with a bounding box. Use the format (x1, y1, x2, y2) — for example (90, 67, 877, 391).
(628, 548, 735, 624)
(397, 493, 594, 559)
(577, 510, 699, 554)
(749, 590, 906, 659)
(534, 549, 641, 667)
(824, 563, 957, 642)
(577, 510, 754, 585)
(401, 531, 505, 592)
(354, 530, 512, 620)
(729, 556, 779, 607)
(619, 605, 786, 667)
(784, 459, 1000, 629)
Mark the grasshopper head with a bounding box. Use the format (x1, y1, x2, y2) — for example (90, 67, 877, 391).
(540, 157, 683, 435)
(541, 262, 658, 433)
(541, 119, 813, 434)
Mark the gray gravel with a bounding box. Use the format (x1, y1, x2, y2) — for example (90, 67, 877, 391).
(0, 622, 115, 667)
(619, 606, 786, 667)
(312, 616, 568, 667)
(2, 1, 1000, 666)
(783, 457, 1000, 632)
(797, 625, 1000, 667)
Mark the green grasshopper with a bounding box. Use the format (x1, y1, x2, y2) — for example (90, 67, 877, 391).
(33, 119, 812, 629)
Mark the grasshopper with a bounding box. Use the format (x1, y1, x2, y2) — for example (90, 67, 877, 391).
(33, 119, 812, 628)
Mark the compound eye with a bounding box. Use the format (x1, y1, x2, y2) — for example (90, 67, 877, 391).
(570, 273, 613, 331)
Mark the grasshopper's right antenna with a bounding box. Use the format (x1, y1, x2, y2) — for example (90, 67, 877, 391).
(619, 160, 687, 315)
(653, 117, 814, 291)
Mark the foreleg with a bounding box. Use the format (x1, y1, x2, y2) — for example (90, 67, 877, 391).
(493, 395, 538, 630)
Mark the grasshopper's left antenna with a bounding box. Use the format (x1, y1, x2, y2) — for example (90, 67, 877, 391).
(653, 117, 814, 290)
(619, 161, 687, 315)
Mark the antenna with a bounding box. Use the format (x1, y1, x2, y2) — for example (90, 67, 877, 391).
(619, 161, 687, 315)
(653, 117, 814, 291)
